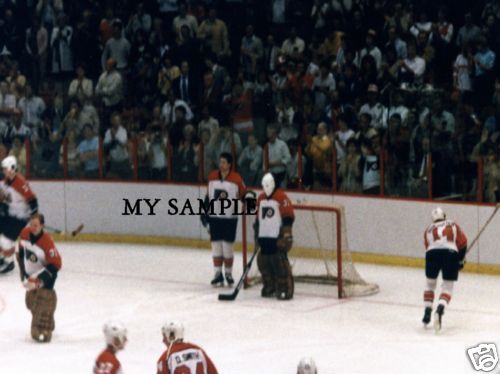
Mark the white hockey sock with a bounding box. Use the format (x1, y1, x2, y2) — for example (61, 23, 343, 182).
(439, 280, 454, 306)
(214, 266, 222, 276)
(222, 241, 234, 275)
(424, 278, 437, 308)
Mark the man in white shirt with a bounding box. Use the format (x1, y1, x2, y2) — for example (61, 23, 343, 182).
(103, 113, 130, 179)
(68, 65, 93, 104)
(17, 85, 46, 131)
(334, 114, 355, 162)
(399, 43, 426, 85)
(356, 30, 382, 70)
(359, 85, 387, 130)
(96, 58, 124, 114)
(281, 27, 305, 58)
(161, 91, 193, 126)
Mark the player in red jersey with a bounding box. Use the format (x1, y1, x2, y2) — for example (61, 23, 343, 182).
(94, 321, 127, 374)
(156, 321, 218, 374)
(254, 173, 295, 300)
(0, 155, 38, 274)
(422, 207, 468, 331)
(17, 213, 61, 342)
(202, 152, 248, 287)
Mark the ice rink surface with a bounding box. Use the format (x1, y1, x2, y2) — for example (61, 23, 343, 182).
(1, 242, 500, 374)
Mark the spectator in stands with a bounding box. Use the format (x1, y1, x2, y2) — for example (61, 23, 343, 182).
(484, 147, 500, 202)
(62, 129, 80, 178)
(359, 84, 387, 130)
(334, 114, 355, 164)
(104, 113, 130, 179)
(360, 139, 380, 195)
(197, 8, 230, 59)
(473, 37, 496, 105)
(305, 122, 332, 189)
(173, 2, 198, 43)
(8, 109, 31, 145)
(50, 14, 74, 79)
(77, 124, 99, 178)
(126, 2, 152, 38)
(161, 90, 193, 128)
(198, 106, 219, 145)
(240, 25, 263, 77)
(264, 124, 291, 188)
(281, 27, 305, 59)
(9, 136, 26, 175)
(238, 133, 262, 187)
(196, 127, 215, 181)
(68, 65, 93, 104)
(25, 17, 48, 91)
(96, 58, 124, 129)
(173, 123, 197, 182)
(173, 61, 198, 107)
(17, 84, 45, 131)
(339, 138, 362, 193)
(386, 26, 407, 60)
(399, 43, 426, 86)
(148, 125, 167, 180)
(456, 12, 481, 49)
(101, 21, 131, 73)
(312, 62, 336, 113)
(287, 139, 306, 189)
(157, 54, 180, 98)
(356, 30, 382, 70)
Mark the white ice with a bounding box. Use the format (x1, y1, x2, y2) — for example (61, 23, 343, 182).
(1, 242, 500, 374)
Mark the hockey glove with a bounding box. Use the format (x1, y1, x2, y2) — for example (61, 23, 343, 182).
(243, 190, 257, 213)
(458, 247, 467, 271)
(23, 277, 41, 291)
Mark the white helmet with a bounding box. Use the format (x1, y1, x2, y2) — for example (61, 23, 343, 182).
(297, 357, 318, 374)
(1, 155, 17, 172)
(161, 321, 184, 342)
(103, 320, 127, 348)
(431, 207, 446, 222)
(261, 173, 275, 197)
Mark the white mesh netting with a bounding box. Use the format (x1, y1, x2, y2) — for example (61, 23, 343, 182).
(244, 203, 379, 298)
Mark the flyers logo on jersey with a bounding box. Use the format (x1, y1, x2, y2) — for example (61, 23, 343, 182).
(213, 189, 228, 200)
(262, 207, 275, 218)
(26, 250, 38, 263)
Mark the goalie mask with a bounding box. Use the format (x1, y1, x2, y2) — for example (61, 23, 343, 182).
(1, 155, 17, 172)
(262, 173, 275, 197)
(162, 321, 184, 342)
(297, 357, 318, 374)
(431, 207, 446, 222)
(103, 320, 127, 349)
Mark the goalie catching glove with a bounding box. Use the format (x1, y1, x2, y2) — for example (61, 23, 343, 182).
(24, 277, 42, 291)
(277, 226, 293, 252)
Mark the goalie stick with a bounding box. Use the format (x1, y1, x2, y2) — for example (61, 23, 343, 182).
(218, 242, 260, 301)
(466, 203, 499, 254)
(45, 224, 85, 237)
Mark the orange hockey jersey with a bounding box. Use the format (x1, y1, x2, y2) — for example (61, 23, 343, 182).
(1, 174, 38, 219)
(156, 341, 218, 374)
(207, 170, 246, 218)
(94, 349, 122, 374)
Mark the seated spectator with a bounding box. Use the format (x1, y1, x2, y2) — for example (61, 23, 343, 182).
(68, 65, 94, 104)
(77, 124, 99, 178)
(214, 125, 242, 159)
(277, 97, 298, 142)
(238, 133, 263, 187)
(305, 122, 333, 189)
(453, 45, 473, 93)
(264, 124, 291, 188)
(339, 138, 362, 193)
(312, 62, 336, 113)
(162, 91, 194, 127)
(104, 113, 131, 179)
(198, 106, 219, 145)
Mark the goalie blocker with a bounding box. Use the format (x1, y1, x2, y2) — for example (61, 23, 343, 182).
(254, 173, 295, 300)
(17, 213, 62, 342)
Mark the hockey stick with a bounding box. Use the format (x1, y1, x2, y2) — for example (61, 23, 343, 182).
(45, 224, 85, 237)
(467, 204, 500, 254)
(218, 242, 260, 301)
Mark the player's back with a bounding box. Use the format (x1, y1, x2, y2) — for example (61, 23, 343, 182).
(157, 341, 217, 374)
(424, 219, 466, 252)
(94, 349, 121, 374)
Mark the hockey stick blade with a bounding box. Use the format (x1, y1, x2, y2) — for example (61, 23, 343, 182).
(71, 224, 84, 237)
(218, 243, 260, 301)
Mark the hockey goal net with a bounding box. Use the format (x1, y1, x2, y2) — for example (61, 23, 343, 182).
(242, 202, 379, 298)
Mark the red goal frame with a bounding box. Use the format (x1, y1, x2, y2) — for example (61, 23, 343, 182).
(242, 204, 344, 298)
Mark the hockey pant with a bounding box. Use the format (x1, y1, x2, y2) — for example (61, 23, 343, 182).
(26, 288, 57, 342)
(257, 252, 294, 299)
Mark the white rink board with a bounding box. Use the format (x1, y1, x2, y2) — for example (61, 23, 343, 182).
(31, 182, 500, 265)
(0, 243, 499, 373)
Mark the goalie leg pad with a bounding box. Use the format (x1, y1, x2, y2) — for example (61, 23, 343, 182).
(257, 253, 275, 296)
(272, 254, 294, 300)
(26, 289, 37, 311)
(30, 289, 57, 342)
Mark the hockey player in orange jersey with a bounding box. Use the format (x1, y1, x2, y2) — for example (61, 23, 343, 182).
(94, 321, 127, 374)
(422, 207, 468, 331)
(17, 213, 61, 342)
(156, 321, 218, 374)
(254, 173, 295, 300)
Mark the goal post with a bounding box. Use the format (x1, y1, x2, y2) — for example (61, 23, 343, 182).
(241, 202, 379, 298)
